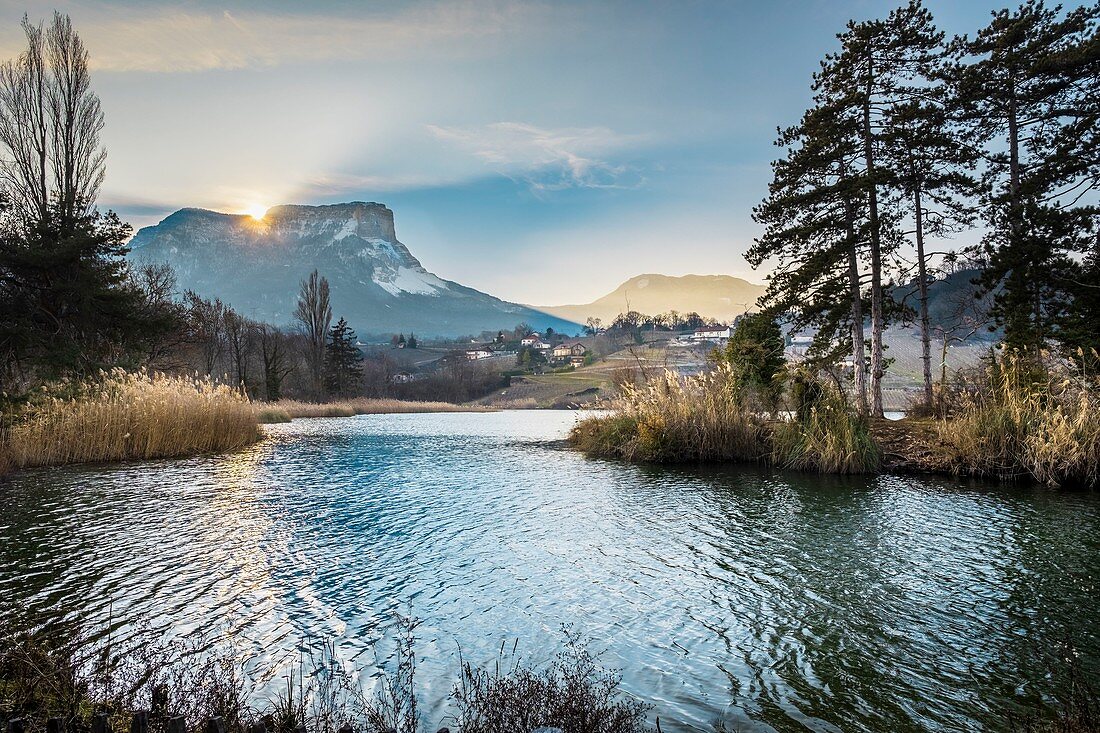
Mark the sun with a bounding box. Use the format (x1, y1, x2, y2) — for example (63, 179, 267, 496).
(243, 203, 268, 220)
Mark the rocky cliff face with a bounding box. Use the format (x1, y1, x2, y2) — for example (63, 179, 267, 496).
(128, 202, 576, 337)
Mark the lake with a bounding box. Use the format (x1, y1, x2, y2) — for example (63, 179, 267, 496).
(2, 411, 1098, 732)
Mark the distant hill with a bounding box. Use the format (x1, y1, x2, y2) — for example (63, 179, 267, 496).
(892, 268, 995, 335)
(127, 202, 580, 338)
(537, 274, 767, 325)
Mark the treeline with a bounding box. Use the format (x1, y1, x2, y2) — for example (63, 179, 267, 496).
(585, 311, 720, 337)
(750, 0, 1099, 416)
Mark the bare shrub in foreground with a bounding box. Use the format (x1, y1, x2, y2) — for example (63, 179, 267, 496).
(450, 631, 650, 733)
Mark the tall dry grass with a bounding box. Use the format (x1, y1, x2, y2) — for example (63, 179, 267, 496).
(1, 369, 260, 469)
(936, 353, 1100, 488)
(569, 366, 765, 462)
(257, 398, 494, 423)
(771, 388, 880, 474)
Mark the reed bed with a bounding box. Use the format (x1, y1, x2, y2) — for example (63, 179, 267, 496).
(1, 369, 260, 469)
(771, 390, 880, 474)
(569, 366, 766, 462)
(258, 398, 494, 423)
(936, 354, 1100, 488)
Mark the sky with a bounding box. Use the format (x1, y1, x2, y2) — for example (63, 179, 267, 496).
(0, 0, 1010, 305)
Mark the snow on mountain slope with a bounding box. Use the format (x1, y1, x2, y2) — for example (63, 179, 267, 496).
(127, 202, 577, 337)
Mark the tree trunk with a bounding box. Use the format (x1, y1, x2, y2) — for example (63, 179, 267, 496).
(841, 159, 868, 415)
(914, 187, 933, 406)
(861, 72, 886, 418)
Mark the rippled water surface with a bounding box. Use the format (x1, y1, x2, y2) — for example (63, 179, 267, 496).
(2, 411, 1099, 732)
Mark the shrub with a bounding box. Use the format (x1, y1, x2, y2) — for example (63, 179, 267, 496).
(1, 369, 260, 469)
(936, 353, 1100, 488)
(451, 631, 649, 733)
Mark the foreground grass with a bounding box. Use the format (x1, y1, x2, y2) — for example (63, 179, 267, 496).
(257, 398, 495, 423)
(0, 623, 649, 733)
(0, 370, 260, 471)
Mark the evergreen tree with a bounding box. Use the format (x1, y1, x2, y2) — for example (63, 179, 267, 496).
(949, 1, 1100, 353)
(883, 79, 980, 405)
(324, 317, 362, 397)
(824, 0, 946, 416)
(749, 92, 872, 413)
(407, 333, 418, 349)
(720, 312, 786, 408)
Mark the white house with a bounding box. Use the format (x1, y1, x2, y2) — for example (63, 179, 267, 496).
(465, 348, 493, 360)
(520, 334, 540, 346)
(691, 326, 733, 342)
(787, 334, 814, 357)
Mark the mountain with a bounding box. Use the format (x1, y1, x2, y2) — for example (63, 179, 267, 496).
(538, 274, 767, 325)
(127, 202, 578, 338)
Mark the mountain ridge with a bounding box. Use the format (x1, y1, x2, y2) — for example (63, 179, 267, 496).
(538, 273, 767, 324)
(127, 202, 579, 338)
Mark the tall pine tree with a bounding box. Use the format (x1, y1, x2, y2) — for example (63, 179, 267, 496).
(949, 1, 1100, 354)
(749, 94, 872, 413)
(824, 0, 946, 416)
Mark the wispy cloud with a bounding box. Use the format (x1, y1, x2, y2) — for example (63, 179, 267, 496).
(427, 121, 647, 191)
(0, 1, 552, 73)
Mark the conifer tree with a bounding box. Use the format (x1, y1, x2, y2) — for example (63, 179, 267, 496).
(948, 1, 1100, 354)
(824, 0, 946, 416)
(883, 95, 980, 405)
(749, 94, 871, 413)
(324, 317, 362, 397)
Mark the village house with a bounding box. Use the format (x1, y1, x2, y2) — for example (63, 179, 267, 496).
(552, 342, 587, 362)
(690, 325, 733, 342)
(465, 347, 494, 360)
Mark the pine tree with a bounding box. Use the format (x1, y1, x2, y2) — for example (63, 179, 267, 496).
(324, 317, 362, 397)
(748, 93, 871, 413)
(949, 1, 1100, 354)
(882, 59, 981, 406)
(824, 0, 946, 416)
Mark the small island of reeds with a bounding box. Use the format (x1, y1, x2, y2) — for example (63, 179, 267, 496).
(570, 327, 1100, 490)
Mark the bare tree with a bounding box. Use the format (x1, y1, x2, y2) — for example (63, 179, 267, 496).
(224, 309, 256, 392)
(258, 324, 294, 401)
(0, 12, 105, 225)
(294, 269, 332, 399)
(185, 291, 227, 376)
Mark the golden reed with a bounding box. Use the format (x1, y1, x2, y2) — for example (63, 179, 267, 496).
(1, 369, 260, 470)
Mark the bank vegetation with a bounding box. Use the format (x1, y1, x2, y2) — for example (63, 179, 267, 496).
(571, 313, 1100, 489)
(0, 370, 260, 471)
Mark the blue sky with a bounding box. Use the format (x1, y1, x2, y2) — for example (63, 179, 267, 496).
(0, 0, 1008, 304)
